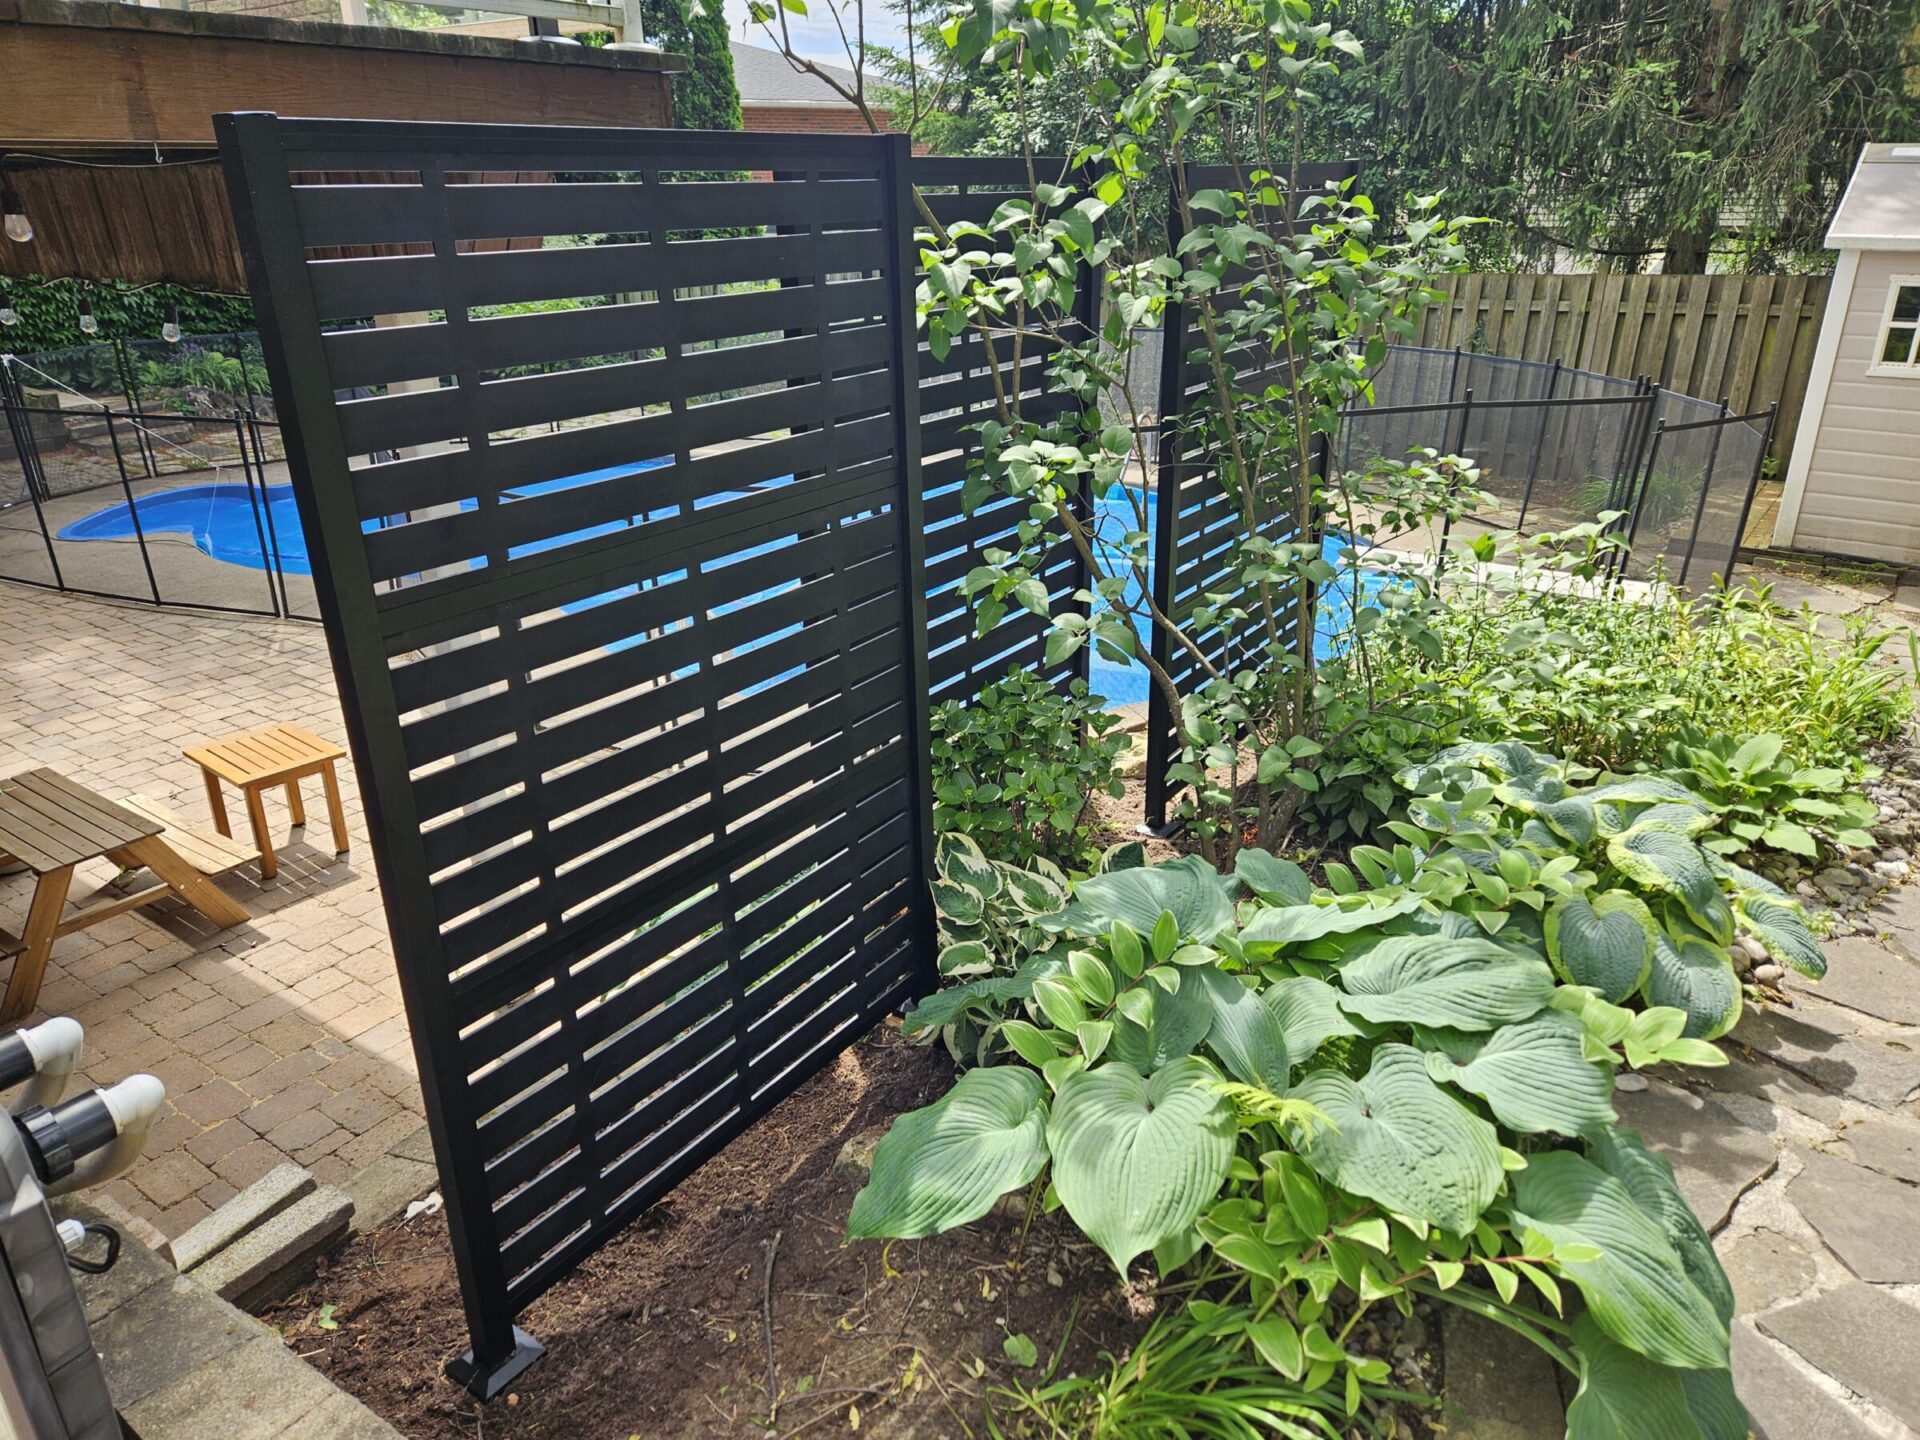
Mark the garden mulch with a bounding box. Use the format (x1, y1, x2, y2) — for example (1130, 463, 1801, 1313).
(264, 1025, 1155, 1439)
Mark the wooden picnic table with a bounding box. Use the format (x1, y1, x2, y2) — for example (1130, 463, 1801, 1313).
(0, 768, 252, 1022)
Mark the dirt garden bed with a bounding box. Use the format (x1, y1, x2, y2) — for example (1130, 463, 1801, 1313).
(265, 1024, 1442, 1438)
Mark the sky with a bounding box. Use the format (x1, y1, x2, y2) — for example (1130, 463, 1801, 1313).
(721, 0, 909, 67)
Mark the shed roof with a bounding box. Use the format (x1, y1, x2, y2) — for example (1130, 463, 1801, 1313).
(1826, 143, 1920, 251)
(729, 41, 860, 107)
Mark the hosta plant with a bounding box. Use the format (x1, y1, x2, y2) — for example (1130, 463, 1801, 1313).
(852, 848, 1756, 1437)
(1389, 740, 1829, 1040)
(1656, 731, 1879, 862)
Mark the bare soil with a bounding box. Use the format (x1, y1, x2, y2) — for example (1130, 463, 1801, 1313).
(266, 1026, 1154, 1439)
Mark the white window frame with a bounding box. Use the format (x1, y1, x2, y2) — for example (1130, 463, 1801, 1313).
(1866, 273, 1920, 379)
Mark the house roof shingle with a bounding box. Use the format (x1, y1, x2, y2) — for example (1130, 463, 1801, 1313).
(729, 40, 860, 108)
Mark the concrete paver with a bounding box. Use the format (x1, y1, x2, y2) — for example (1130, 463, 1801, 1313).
(0, 585, 422, 1236)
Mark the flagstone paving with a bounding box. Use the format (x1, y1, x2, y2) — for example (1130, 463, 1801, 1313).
(0, 588, 423, 1236)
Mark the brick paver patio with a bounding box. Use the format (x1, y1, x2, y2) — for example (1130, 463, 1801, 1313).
(0, 585, 420, 1235)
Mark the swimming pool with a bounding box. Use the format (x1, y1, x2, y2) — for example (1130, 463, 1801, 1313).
(60, 473, 1382, 705)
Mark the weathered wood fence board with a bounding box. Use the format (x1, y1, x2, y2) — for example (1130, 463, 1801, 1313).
(1414, 273, 1829, 466)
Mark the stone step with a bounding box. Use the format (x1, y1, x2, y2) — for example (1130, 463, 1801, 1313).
(1756, 1283, 1920, 1432)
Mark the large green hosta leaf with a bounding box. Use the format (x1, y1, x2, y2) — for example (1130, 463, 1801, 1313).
(1644, 931, 1742, 1040)
(1233, 847, 1313, 906)
(847, 1068, 1050, 1241)
(1264, 975, 1366, 1062)
(1509, 1152, 1729, 1370)
(1545, 891, 1657, 1002)
(1421, 1013, 1616, 1137)
(1047, 856, 1237, 942)
(1336, 937, 1557, 1031)
(1735, 893, 1826, 979)
(1190, 968, 1290, 1090)
(1047, 1058, 1236, 1274)
(1239, 892, 1426, 949)
(1606, 829, 1734, 944)
(1289, 1044, 1502, 1234)
(1586, 1126, 1734, 1325)
(1565, 1316, 1746, 1440)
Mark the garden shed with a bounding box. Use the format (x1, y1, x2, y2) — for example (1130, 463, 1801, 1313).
(1772, 143, 1920, 564)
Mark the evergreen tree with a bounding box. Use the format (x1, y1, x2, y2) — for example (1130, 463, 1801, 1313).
(641, 0, 743, 131)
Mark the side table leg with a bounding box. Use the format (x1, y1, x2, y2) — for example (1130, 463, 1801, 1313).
(321, 762, 350, 858)
(203, 769, 233, 838)
(244, 785, 279, 881)
(286, 779, 307, 828)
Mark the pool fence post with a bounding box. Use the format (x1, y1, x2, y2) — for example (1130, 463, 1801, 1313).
(1675, 398, 1731, 591)
(101, 409, 163, 605)
(1, 360, 66, 589)
(233, 410, 283, 617)
(1513, 358, 1561, 535)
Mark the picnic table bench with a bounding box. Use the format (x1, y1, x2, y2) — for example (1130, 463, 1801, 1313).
(0, 768, 253, 1022)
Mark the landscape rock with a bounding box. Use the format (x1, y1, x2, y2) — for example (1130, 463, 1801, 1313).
(833, 1128, 885, 1183)
(1822, 1116, 1920, 1185)
(1731, 1000, 1920, 1113)
(1731, 1322, 1881, 1440)
(190, 1186, 354, 1312)
(173, 1163, 314, 1274)
(1786, 936, 1920, 1025)
(1612, 1080, 1777, 1229)
(1783, 1147, 1920, 1283)
(1756, 1283, 1920, 1429)
(1719, 1230, 1818, 1315)
(1751, 963, 1784, 984)
(1440, 1308, 1565, 1439)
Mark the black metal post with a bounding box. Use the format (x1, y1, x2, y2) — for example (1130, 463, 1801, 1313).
(233, 413, 283, 618)
(1512, 359, 1561, 534)
(1726, 403, 1780, 577)
(246, 413, 297, 619)
(0, 366, 66, 588)
(1142, 177, 1189, 833)
(1675, 399, 1730, 591)
(102, 410, 163, 604)
(1616, 419, 1667, 584)
(1436, 389, 1472, 576)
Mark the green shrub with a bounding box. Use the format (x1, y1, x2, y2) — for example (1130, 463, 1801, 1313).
(1658, 732, 1880, 862)
(931, 670, 1127, 871)
(853, 788, 1787, 1434)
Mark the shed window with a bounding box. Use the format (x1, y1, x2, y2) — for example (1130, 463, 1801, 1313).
(1871, 279, 1920, 375)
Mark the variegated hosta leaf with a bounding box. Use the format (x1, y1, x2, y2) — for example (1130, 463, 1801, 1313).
(1546, 891, 1657, 1002)
(1644, 931, 1742, 1040)
(1289, 1043, 1503, 1235)
(1535, 795, 1598, 846)
(1510, 1152, 1730, 1370)
(1704, 851, 1791, 903)
(1190, 968, 1290, 1090)
(1586, 1126, 1734, 1325)
(1240, 892, 1427, 948)
(1047, 1057, 1236, 1275)
(1735, 894, 1826, 979)
(935, 833, 1002, 899)
(1264, 975, 1367, 1062)
(847, 1067, 1049, 1240)
(1565, 1316, 1745, 1440)
(902, 952, 1063, 1034)
(1098, 840, 1147, 872)
(1606, 828, 1734, 944)
(1046, 855, 1238, 942)
(1615, 802, 1716, 838)
(1336, 936, 1557, 1031)
(999, 863, 1068, 917)
(931, 879, 986, 926)
(1591, 776, 1706, 807)
(1421, 1013, 1617, 1137)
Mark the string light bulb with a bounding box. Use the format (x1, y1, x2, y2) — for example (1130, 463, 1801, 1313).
(1, 178, 29, 244)
(162, 305, 182, 343)
(78, 297, 98, 335)
(0, 302, 16, 327)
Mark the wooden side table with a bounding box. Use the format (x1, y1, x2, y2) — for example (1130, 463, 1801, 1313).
(184, 724, 350, 881)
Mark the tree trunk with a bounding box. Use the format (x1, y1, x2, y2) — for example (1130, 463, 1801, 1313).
(1663, 221, 1716, 275)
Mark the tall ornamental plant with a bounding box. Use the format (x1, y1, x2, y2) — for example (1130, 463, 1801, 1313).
(724, 0, 1484, 863)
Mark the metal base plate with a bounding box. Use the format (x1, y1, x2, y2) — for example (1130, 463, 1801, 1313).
(446, 1327, 544, 1400)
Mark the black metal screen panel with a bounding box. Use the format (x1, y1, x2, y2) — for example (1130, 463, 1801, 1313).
(914, 157, 1095, 703)
(1145, 160, 1361, 825)
(218, 115, 936, 1385)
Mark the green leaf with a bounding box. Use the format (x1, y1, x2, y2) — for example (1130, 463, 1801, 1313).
(1108, 967, 1215, 1072)
(1736, 894, 1826, 979)
(1586, 1126, 1734, 1326)
(1565, 1315, 1743, 1440)
(1234, 847, 1313, 906)
(999, 1019, 1059, 1068)
(1240, 893, 1426, 948)
(847, 1069, 1050, 1241)
(1190, 968, 1290, 1090)
(1002, 1332, 1039, 1368)
(1606, 829, 1733, 944)
(1049, 856, 1238, 943)
(1337, 937, 1557, 1031)
(1422, 1013, 1617, 1137)
(1264, 975, 1365, 1063)
(1644, 932, 1742, 1041)
(1509, 1152, 1729, 1370)
(1245, 1316, 1305, 1380)
(1048, 1058, 1236, 1274)
(1546, 892, 1656, 1003)
(1289, 1044, 1504, 1235)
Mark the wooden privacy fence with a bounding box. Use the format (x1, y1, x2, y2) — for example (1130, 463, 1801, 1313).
(1413, 273, 1829, 469)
